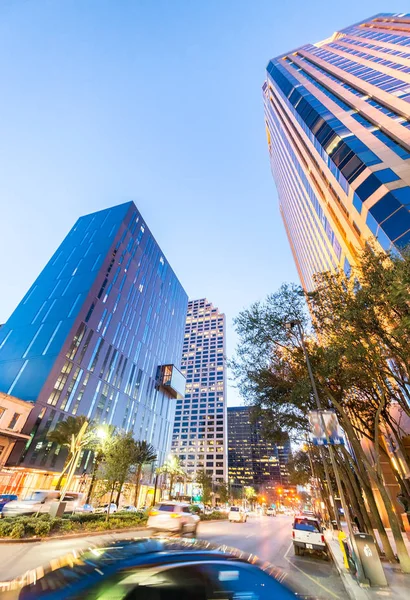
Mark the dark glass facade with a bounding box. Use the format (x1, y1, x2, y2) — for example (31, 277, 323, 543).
(264, 13, 410, 290)
(227, 407, 290, 490)
(0, 202, 188, 470)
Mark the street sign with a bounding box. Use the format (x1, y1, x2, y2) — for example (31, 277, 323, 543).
(308, 410, 345, 445)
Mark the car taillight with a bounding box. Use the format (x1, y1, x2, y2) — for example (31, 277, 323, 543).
(170, 513, 181, 518)
(321, 534, 325, 543)
(292, 531, 295, 538)
(149, 510, 158, 516)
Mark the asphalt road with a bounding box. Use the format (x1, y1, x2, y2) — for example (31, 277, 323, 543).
(197, 514, 346, 599)
(0, 515, 345, 599)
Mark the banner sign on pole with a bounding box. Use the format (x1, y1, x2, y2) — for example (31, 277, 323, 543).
(308, 410, 345, 446)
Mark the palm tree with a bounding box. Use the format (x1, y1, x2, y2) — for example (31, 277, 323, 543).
(158, 455, 187, 499)
(132, 441, 157, 507)
(47, 415, 94, 490)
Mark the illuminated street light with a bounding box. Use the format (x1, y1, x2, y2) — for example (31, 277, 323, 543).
(97, 427, 107, 440)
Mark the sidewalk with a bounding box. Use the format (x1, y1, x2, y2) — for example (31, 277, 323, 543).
(326, 527, 410, 600)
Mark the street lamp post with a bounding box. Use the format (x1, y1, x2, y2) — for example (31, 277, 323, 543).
(287, 320, 341, 529)
(288, 320, 368, 585)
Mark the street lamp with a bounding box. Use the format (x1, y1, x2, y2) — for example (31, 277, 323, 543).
(97, 427, 107, 440)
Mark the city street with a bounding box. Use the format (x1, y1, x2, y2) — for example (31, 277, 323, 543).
(0, 515, 345, 599)
(198, 515, 345, 599)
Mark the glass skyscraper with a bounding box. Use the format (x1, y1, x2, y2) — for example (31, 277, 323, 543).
(264, 13, 410, 290)
(171, 299, 227, 484)
(228, 406, 290, 491)
(0, 202, 187, 483)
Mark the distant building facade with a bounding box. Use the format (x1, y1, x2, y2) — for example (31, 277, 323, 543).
(0, 393, 32, 492)
(228, 406, 290, 491)
(0, 202, 187, 493)
(264, 12, 410, 291)
(172, 299, 227, 484)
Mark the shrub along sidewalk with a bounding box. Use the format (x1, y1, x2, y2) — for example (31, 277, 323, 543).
(200, 511, 227, 521)
(0, 512, 148, 540)
(0, 509, 227, 540)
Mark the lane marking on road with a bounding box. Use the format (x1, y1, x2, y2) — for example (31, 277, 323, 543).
(284, 542, 293, 560)
(284, 554, 341, 600)
(246, 534, 254, 538)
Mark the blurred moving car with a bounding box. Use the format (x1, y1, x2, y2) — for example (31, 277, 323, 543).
(11, 538, 297, 599)
(228, 506, 247, 523)
(0, 494, 17, 515)
(3, 491, 83, 516)
(147, 501, 200, 534)
(73, 503, 94, 514)
(292, 515, 327, 557)
(94, 502, 118, 514)
(266, 507, 277, 517)
(119, 504, 141, 513)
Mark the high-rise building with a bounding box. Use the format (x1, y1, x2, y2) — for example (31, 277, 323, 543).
(0, 202, 187, 490)
(227, 406, 290, 492)
(263, 12, 410, 291)
(171, 299, 227, 484)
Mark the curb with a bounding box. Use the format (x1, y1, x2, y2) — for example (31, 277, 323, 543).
(0, 525, 148, 544)
(326, 537, 369, 600)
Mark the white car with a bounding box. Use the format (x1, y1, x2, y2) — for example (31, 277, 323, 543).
(3, 490, 83, 517)
(228, 506, 247, 523)
(74, 503, 94, 514)
(119, 505, 141, 513)
(292, 515, 327, 556)
(266, 507, 277, 517)
(147, 502, 200, 535)
(94, 503, 118, 514)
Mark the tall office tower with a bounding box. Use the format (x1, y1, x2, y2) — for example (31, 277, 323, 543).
(0, 202, 187, 487)
(171, 299, 227, 485)
(263, 13, 410, 291)
(227, 406, 290, 492)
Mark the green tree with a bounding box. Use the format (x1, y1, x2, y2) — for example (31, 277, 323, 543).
(287, 450, 311, 486)
(47, 415, 94, 490)
(132, 441, 157, 507)
(195, 470, 213, 505)
(244, 486, 257, 508)
(97, 431, 137, 520)
(232, 274, 410, 571)
(217, 481, 229, 505)
(158, 456, 187, 499)
(85, 424, 116, 504)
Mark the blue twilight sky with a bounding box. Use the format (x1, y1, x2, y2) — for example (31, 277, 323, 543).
(0, 1, 407, 406)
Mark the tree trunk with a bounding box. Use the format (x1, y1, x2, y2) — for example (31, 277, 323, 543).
(338, 461, 365, 532)
(86, 461, 98, 504)
(115, 479, 125, 507)
(328, 396, 397, 561)
(106, 483, 115, 523)
(134, 464, 142, 507)
(368, 469, 410, 573)
(349, 434, 410, 570)
(339, 448, 374, 536)
(55, 456, 71, 490)
(152, 473, 159, 506)
(169, 474, 174, 499)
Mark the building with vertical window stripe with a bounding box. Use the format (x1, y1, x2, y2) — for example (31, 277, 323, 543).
(263, 13, 410, 290)
(0, 202, 187, 492)
(171, 299, 227, 488)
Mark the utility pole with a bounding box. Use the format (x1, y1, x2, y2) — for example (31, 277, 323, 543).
(289, 320, 368, 586)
